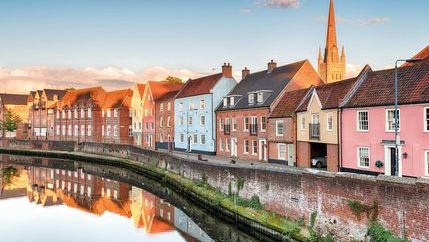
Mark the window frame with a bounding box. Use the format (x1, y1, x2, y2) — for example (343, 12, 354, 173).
(357, 147, 370, 168)
(425, 150, 429, 176)
(278, 143, 286, 160)
(248, 93, 254, 104)
(300, 115, 306, 131)
(261, 116, 267, 132)
(276, 120, 284, 136)
(200, 115, 206, 126)
(357, 110, 369, 132)
(243, 117, 249, 131)
(200, 134, 206, 145)
(386, 109, 400, 132)
(243, 140, 249, 154)
(326, 112, 333, 132)
(252, 140, 258, 155)
(424, 107, 429, 132)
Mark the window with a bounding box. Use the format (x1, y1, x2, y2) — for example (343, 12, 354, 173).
(386, 109, 400, 132)
(188, 116, 193, 125)
(68, 125, 72, 136)
(200, 99, 205, 109)
(244, 117, 249, 131)
(189, 102, 194, 110)
(230, 97, 235, 106)
(179, 116, 183, 126)
(114, 125, 118, 137)
(167, 116, 171, 127)
(167, 102, 171, 111)
(223, 98, 228, 107)
(219, 139, 223, 151)
(219, 119, 223, 131)
(261, 117, 267, 131)
(56, 111, 60, 119)
(61, 125, 66, 135)
(107, 125, 111, 136)
(102, 125, 104, 136)
(300, 116, 306, 130)
(88, 108, 92, 118)
(250, 116, 258, 134)
(257, 92, 263, 103)
(252, 140, 258, 155)
(356, 111, 369, 131)
(160, 117, 164, 127)
(68, 110, 71, 119)
(62, 110, 65, 119)
(425, 108, 429, 132)
(248, 93, 255, 104)
(358, 147, 370, 168)
(74, 125, 78, 136)
(107, 109, 111, 118)
(114, 109, 118, 118)
(87, 125, 92, 136)
(81, 109, 85, 118)
(232, 118, 237, 131)
(225, 118, 231, 133)
(425, 150, 429, 176)
(74, 109, 78, 119)
(160, 103, 164, 112)
(244, 140, 249, 154)
(56, 125, 60, 135)
(278, 143, 286, 160)
(327, 113, 333, 131)
(225, 139, 230, 151)
(200, 134, 206, 145)
(193, 134, 198, 144)
(179, 103, 183, 111)
(81, 125, 85, 136)
(200, 115, 205, 126)
(276, 120, 284, 136)
(180, 133, 184, 143)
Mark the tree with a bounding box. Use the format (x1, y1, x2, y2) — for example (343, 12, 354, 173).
(0, 110, 22, 132)
(166, 76, 183, 84)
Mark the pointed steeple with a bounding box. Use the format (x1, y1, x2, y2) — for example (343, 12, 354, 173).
(324, 0, 339, 63)
(341, 45, 346, 63)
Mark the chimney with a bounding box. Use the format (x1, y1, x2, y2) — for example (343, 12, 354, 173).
(267, 60, 277, 73)
(242, 67, 250, 80)
(222, 63, 232, 78)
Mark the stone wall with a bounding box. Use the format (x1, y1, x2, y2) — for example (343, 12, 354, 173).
(7, 140, 429, 241)
(0, 139, 76, 151)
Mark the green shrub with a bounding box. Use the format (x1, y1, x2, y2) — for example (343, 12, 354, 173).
(367, 223, 406, 242)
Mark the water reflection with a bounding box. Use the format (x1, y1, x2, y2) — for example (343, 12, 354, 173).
(0, 156, 254, 242)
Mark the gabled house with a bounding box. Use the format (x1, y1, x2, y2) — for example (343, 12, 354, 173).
(130, 83, 146, 146)
(295, 74, 361, 171)
(340, 46, 429, 177)
(267, 88, 312, 165)
(216, 60, 322, 162)
(142, 81, 183, 150)
(174, 63, 237, 155)
(0, 93, 29, 138)
(28, 89, 67, 139)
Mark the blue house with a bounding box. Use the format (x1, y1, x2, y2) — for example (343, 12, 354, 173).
(174, 63, 237, 155)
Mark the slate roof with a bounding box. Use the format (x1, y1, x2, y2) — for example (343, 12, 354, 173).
(0, 94, 28, 105)
(217, 60, 307, 111)
(342, 60, 429, 108)
(44, 89, 68, 101)
(270, 88, 311, 118)
(175, 73, 223, 99)
(147, 81, 183, 101)
(297, 77, 358, 112)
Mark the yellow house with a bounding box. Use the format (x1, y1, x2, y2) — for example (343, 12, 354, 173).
(296, 78, 357, 172)
(130, 83, 146, 146)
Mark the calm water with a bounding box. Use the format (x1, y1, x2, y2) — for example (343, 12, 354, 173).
(0, 155, 260, 242)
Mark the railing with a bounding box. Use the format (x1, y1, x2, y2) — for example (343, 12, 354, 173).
(309, 123, 320, 140)
(250, 124, 258, 136)
(224, 124, 231, 135)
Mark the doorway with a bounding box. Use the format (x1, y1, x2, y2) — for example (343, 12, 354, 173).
(231, 138, 237, 157)
(259, 139, 267, 161)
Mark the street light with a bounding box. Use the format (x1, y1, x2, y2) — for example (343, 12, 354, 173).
(393, 58, 421, 176)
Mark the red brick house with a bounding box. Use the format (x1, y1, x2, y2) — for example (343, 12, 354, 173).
(216, 60, 322, 162)
(142, 81, 183, 150)
(28, 89, 67, 140)
(267, 88, 312, 165)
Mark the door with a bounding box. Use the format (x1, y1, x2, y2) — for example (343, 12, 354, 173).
(259, 139, 267, 161)
(390, 148, 397, 176)
(287, 144, 294, 166)
(231, 138, 237, 157)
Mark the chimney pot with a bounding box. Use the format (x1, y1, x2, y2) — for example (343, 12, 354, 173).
(222, 62, 233, 78)
(242, 67, 250, 80)
(267, 60, 277, 73)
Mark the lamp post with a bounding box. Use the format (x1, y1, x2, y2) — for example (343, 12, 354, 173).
(393, 58, 421, 176)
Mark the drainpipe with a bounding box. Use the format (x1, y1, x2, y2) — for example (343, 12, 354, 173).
(211, 94, 215, 155)
(338, 108, 342, 172)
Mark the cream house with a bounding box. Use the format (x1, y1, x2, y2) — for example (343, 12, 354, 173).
(130, 83, 146, 146)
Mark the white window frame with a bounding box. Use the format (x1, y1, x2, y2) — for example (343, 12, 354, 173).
(261, 116, 267, 132)
(252, 140, 257, 155)
(357, 147, 370, 168)
(386, 109, 400, 132)
(219, 119, 223, 131)
(192, 134, 198, 144)
(167, 116, 171, 127)
(232, 118, 237, 131)
(160, 103, 164, 112)
(80, 109, 85, 118)
(87, 108, 92, 118)
(68, 125, 72, 136)
(179, 102, 183, 112)
(276, 120, 284, 136)
(300, 115, 305, 131)
(243, 140, 249, 154)
(81, 125, 85, 136)
(326, 112, 333, 132)
(219, 139, 223, 151)
(87, 125, 92, 137)
(248, 93, 254, 104)
(68, 110, 72, 119)
(74, 109, 78, 119)
(167, 102, 171, 111)
(61, 125, 66, 136)
(107, 109, 111, 118)
(424, 107, 429, 132)
(257, 92, 263, 103)
(114, 125, 118, 137)
(278, 143, 286, 160)
(200, 115, 206, 126)
(243, 117, 249, 131)
(425, 150, 429, 176)
(200, 134, 206, 145)
(200, 99, 205, 109)
(223, 98, 228, 107)
(160, 117, 164, 127)
(180, 133, 184, 143)
(357, 110, 369, 132)
(74, 125, 78, 136)
(113, 109, 118, 118)
(230, 97, 235, 106)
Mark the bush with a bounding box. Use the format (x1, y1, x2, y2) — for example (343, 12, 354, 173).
(367, 223, 406, 242)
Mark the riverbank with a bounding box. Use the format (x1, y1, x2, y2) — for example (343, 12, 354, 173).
(0, 140, 427, 241)
(0, 147, 310, 241)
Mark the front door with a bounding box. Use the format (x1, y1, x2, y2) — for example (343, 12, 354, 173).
(390, 148, 397, 176)
(287, 144, 294, 166)
(259, 139, 267, 161)
(231, 138, 237, 157)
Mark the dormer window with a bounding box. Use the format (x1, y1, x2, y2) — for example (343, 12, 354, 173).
(248, 93, 255, 104)
(230, 97, 235, 106)
(223, 98, 228, 107)
(257, 92, 263, 103)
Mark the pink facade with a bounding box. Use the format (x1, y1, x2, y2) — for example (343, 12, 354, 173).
(341, 104, 429, 177)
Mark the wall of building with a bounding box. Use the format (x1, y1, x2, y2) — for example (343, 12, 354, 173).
(130, 86, 143, 146)
(341, 104, 429, 178)
(155, 97, 175, 150)
(267, 117, 295, 165)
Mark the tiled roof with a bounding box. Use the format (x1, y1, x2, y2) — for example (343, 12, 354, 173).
(136, 83, 146, 97)
(402, 45, 429, 67)
(217, 60, 309, 111)
(148, 81, 183, 101)
(156, 90, 180, 102)
(270, 88, 311, 118)
(0, 93, 28, 105)
(59, 86, 106, 109)
(102, 89, 133, 109)
(175, 73, 223, 99)
(297, 77, 358, 112)
(342, 61, 429, 108)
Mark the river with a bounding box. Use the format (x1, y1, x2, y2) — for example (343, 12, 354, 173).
(0, 154, 266, 242)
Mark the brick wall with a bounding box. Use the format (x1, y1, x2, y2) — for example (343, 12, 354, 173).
(327, 143, 339, 172)
(297, 141, 311, 168)
(267, 117, 296, 164)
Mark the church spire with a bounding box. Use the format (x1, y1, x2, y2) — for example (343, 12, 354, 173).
(324, 0, 339, 63)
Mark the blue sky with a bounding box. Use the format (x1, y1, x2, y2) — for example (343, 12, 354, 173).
(0, 0, 427, 92)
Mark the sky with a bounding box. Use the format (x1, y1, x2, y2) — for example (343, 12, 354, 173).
(0, 0, 427, 93)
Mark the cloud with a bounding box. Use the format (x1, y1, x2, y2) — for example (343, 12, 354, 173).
(239, 8, 252, 14)
(317, 16, 390, 26)
(346, 63, 363, 78)
(258, 0, 300, 9)
(359, 17, 390, 26)
(0, 66, 199, 94)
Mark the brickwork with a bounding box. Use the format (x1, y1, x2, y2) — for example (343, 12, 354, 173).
(267, 117, 296, 164)
(297, 141, 311, 168)
(327, 143, 339, 172)
(155, 98, 175, 151)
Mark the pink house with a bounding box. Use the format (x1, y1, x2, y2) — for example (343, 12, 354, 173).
(340, 47, 429, 177)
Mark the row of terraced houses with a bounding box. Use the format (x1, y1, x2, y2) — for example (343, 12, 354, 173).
(0, 0, 428, 178)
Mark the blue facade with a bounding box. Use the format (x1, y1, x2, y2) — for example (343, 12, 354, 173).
(174, 76, 236, 155)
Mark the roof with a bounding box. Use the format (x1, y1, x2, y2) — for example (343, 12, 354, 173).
(0, 94, 28, 106)
(44, 89, 68, 101)
(58, 86, 106, 109)
(297, 77, 358, 112)
(136, 83, 146, 97)
(402, 45, 429, 67)
(157, 90, 180, 102)
(270, 88, 311, 118)
(175, 73, 223, 99)
(148, 81, 183, 101)
(342, 61, 429, 108)
(217, 60, 307, 111)
(102, 89, 133, 109)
